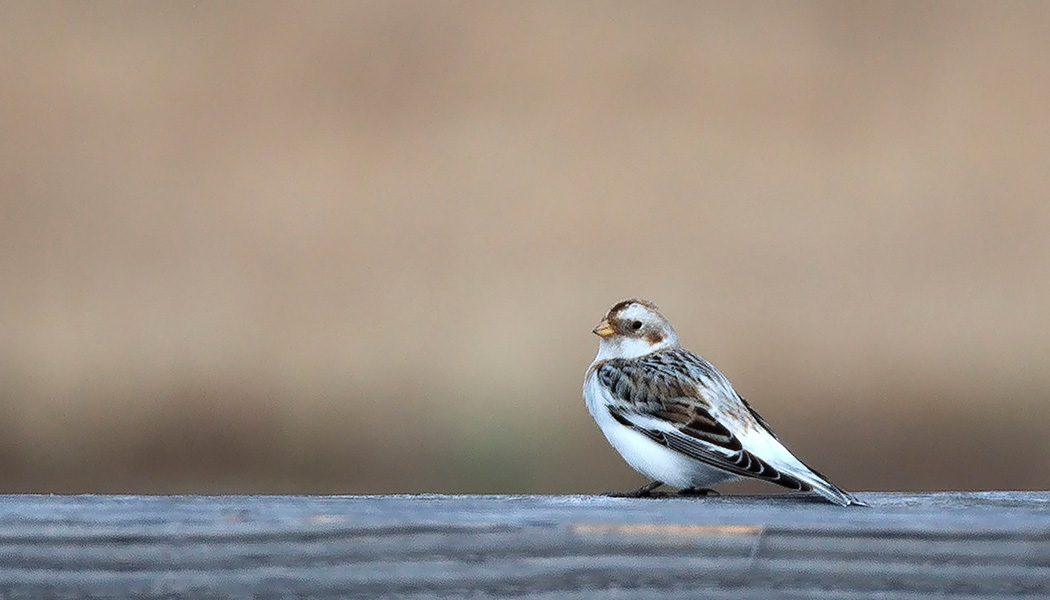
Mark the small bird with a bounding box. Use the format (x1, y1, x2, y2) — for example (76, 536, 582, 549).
(583, 298, 864, 506)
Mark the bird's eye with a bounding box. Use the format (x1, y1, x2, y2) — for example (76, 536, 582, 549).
(631, 320, 643, 330)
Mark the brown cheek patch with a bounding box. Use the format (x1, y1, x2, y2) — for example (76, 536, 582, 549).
(645, 332, 664, 345)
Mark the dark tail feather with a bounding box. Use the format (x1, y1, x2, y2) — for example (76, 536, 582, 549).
(800, 463, 866, 506)
(809, 478, 866, 506)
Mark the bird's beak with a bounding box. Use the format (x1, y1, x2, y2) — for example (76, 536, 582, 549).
(592, 319, 615, 338)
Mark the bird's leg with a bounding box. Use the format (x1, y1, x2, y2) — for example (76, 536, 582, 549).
(604, 480, 663, 498)
(677, 487, 720, 497)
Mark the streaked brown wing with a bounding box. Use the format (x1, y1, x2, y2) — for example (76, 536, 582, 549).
(598, 358, 811, 491)
(738, 396, 780, 440)
(606, 405, 810, 491)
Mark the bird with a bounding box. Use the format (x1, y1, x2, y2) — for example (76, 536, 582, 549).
(583, 298, 864, 506)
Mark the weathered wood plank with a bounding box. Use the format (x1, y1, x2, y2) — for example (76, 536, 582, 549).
(0, 492, 1048, 599)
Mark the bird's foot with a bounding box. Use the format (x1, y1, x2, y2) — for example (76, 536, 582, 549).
(604, 480, 664, 498)
(677, 487, 720, 497)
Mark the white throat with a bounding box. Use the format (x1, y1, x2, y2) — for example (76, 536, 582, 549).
(593, 333, 679, 362)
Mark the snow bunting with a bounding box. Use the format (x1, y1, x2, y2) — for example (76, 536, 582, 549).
(584, 298, 864, 506)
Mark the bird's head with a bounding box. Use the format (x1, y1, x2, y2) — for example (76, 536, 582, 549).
(592, 298, 679, 360)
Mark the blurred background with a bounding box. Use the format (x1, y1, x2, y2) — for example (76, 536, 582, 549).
(1, 2, 1048, 495)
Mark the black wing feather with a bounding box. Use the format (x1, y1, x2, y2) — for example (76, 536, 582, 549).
(607, 405, 810, 491)
(598, 352, 813, 491)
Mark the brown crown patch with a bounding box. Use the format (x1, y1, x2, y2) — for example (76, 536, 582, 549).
(609, 298, 660, 316)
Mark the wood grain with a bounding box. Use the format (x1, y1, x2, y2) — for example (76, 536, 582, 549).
(0, 492, 1048, 599)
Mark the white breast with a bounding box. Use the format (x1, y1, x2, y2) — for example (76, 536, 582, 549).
(583, 369, 740, 489)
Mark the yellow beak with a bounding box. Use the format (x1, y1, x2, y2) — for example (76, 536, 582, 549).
(592, 319, 615, 337)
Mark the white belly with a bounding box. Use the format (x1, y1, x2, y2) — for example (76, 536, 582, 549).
(584, 371, 739, 489)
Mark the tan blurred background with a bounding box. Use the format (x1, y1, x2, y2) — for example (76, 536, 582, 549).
(1, 2, 1048, 495)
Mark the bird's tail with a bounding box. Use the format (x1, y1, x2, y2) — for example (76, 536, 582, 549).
(796, 462, 866, 506)
(807, 476, 866, 506)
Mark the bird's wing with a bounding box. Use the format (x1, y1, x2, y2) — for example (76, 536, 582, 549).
(606, 404, 814, 491)
(595, 356, 813, 491)
(738, 395, 779, 440)
(595, 352, 864, 506)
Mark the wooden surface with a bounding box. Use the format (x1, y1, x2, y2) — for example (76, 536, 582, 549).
(0, 492, 1048, 599)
